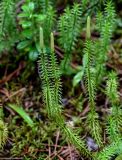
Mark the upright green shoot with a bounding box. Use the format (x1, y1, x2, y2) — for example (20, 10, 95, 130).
(0, 100, 8, 149)
(84, 16, 102, 147)
(38, 28, 91, 158)
(106, 72, 122, 142)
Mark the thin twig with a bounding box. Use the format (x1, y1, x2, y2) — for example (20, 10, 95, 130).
(54, 130, 60, 154)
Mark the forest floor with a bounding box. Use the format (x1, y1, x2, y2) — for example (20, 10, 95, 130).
(0, 2, 122, 160)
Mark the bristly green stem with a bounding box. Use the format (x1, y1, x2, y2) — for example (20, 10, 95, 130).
(39, 28, 91, 158)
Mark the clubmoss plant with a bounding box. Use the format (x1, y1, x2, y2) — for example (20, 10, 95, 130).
(106, 71, 122, 142)
(58, 3, 82, 71)
(84, 16, 102, 147)
(38, 27, 91, 158)
(95, 1, 116, 85)
(0, 100, 8, 148)
(0, 0, 17, 52)
(0, 0, 121, 159)
(38, 2, 121, 159)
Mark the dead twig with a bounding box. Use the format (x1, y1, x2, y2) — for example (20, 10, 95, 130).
(0, 61, 25, 85)
(54, 130, 60, 154)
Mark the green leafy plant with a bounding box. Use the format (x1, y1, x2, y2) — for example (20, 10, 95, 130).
(38, 27, 91, 158)
(0, 1, 121, 159)
(8, 104, 34, 128)
(83, 16, 102, 147)
(38, 1, 122, 159)
(0, 119, 8, 148)
(73, 1, 116, 87)
(0, 0, 17, 52)
(96, 141, 121, 160)
(95, 1, 116, 85)
(106, 72, 122, 142)
(58, 3, 82, 71)
(94, 71, 122, 160)
(0, 101, 8, 148)
(17, 0, 55, 61)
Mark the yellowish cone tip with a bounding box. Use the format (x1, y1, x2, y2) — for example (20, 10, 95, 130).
(51, 32, 54, 52)
(86, 16, 91, 39)
(40, 27, 44, 50)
